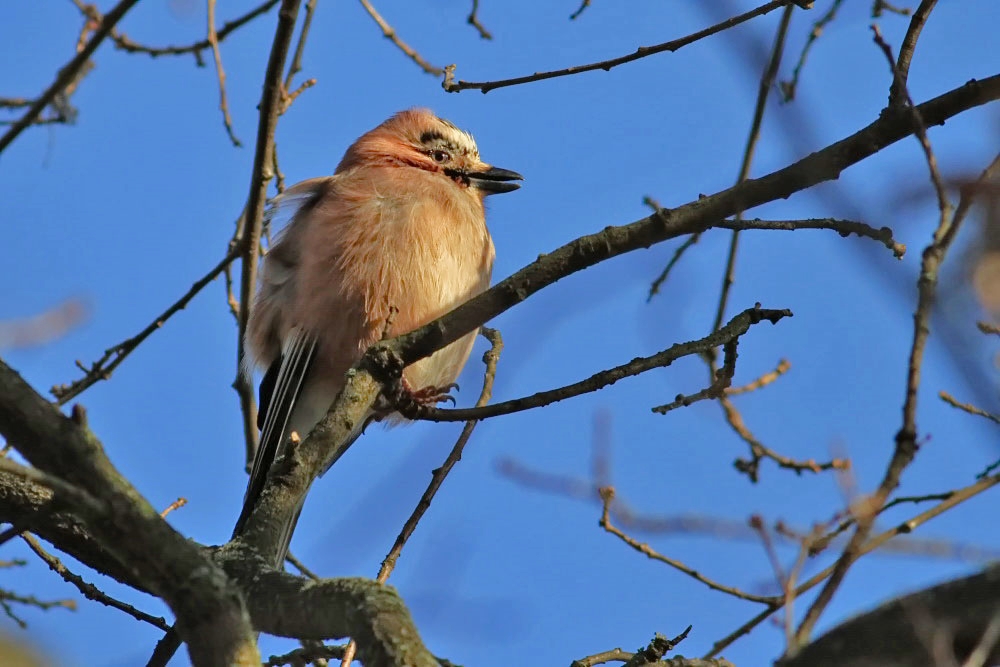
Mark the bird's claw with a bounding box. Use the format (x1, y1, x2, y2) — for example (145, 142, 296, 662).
(391, 379, 459, 416)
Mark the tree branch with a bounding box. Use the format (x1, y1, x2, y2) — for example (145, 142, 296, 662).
(0, 0, 141, 154)
(443, 0, 797, 93)
(408, 306, 789, 422)
(0, 360, 257, 666)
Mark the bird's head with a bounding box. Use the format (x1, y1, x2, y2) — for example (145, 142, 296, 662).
(337, 108, 523, 197)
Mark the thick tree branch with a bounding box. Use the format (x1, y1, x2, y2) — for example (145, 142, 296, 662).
(0, 360, 257, 666)
(779, 565, 1000, 667)
(219, 551, 439, 667)
(390, 74, 999, 372)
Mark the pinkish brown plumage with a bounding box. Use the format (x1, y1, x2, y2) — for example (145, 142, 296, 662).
(234, 109, 521, 564)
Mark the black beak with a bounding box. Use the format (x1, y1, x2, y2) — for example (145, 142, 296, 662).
(468, 166, 523, 194)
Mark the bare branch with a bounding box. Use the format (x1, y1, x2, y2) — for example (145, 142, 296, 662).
(74, 0, 281, 60)
(782, 0, 846, 102)
(939, 391, 1000, 426)
(206, 0, 242, 146)
(466, 0, 493, 39)
(0, 0, 141, 154)
(20, 533, 169, 631)
(51, 247, 241, 404)
(358, 0, 444, 76)
(406, 307, 789, 422)
(235, 0, 304, 465)
(341, 329, 502, 666)
(888, 0, 939, 107)
(599, 487, 779, 605)
(791, 49, 995, 643)
(443, 0, 798, 93)
(708, 471, 1000, 658)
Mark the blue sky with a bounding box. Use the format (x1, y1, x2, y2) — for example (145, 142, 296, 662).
(2, 1, 1000, 665)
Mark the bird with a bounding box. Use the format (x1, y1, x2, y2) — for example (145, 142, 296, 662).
(232, 108, 522, 566)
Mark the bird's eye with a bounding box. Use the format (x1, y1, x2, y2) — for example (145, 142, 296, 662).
(431, 150, 450, 163)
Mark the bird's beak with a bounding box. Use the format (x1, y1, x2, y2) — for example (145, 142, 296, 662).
(468, 166, 523, 194)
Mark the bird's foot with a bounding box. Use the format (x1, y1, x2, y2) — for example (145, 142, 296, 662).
(390, 379, 458, 417)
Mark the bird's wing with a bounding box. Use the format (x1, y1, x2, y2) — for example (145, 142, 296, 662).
(232, 326, 316, 538)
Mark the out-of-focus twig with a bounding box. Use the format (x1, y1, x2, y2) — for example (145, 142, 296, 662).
(707, 470, 1000, 658)
(0, 300, 87, 351)
(467, 0, 493, 39)
(939, 391, 1000, 426)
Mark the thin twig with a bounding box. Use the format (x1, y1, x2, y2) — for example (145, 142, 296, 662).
(466, 0, 493, 39)
(569, 0, 593, 20)
(939, 391, 1000, 426)
(710, 6, 804, 484)
(652, 338, 739, 414)
(72, 0, 281, 60)
(443, 0, 793, 93)
(623, 628, 694, 667)
(206, 0, 242, 146)
(51, 246, 241, 404)
(599, 487, 779, 605)
(500, 459, 992, 561)
(159, 497, 187, 518)
(358, 0, 444, 75)
(284, 0, 317, 91)
(706, 471, 1000, 658)
(0, 299, 87, 351)
(0, 589, 75, 627)
(0, 98, 34, 109)
(726, 359, 790, 395)
(872, 0, 913, 17)
(340, 329, 503, 666)
(0, 0, 141, 154)
(977, 321, 1000, 335)
(379, 328, 502, 579)
(791, 28, 965, 646)
(285, 551, 321, 580)
(715, 217, 905, 257)
(648, 234, 700, 301)
(407, 307, 790, 422)
(235, 0, 304, 466)
(708, 4, 795, 340)
(726, 393, 850, 481)
(781, 0, 845, 102)
(20, 533, 170, 630)
(873, 24, 949, 213)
